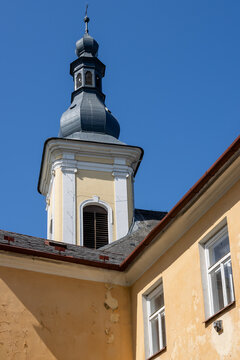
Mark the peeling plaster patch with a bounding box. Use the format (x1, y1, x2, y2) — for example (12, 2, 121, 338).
(105, 328, 110, 335)
(171, 336, 183, 360)
(90, 303, 98, 313)
(186, 323, 196, 333)
(91, 321, 96, 335)
(105, 328, 114, 344)
(104, 284, 119, 345)
(237, 311, 240, 329)
(192, 289, 199, 312)
(107, 334, 114, 344)
(104, 285, 118, 311)
(110, 313, 120, 323)
(237, 252, 240, 267)
(105, 283, 113, 290)
(171, 324, 207, 359)
(196, 335, 206, 346)
(211, 316, 233, 357)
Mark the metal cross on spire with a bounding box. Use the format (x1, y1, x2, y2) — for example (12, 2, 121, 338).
(84, 4, 90, 34)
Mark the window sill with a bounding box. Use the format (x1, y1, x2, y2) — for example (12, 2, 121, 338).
(147, 347, 167, 360)
(204, 301, 235, 325)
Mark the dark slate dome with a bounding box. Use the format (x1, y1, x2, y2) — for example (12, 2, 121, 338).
(59, 92, 120, 140)
(75, 33, 99, 57)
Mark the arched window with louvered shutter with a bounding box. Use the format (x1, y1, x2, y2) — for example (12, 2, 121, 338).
(83, 205, 108, 249)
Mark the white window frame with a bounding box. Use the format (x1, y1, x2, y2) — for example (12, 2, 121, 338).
(143, 283, 166, 358)
(204, 225, 234, 317)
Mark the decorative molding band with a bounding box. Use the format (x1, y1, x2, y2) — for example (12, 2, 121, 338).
(39, 138, 143, 196)
(52, 158, 133, 175)
(61, 166, 78, 174)
(112, 170, 131, 178)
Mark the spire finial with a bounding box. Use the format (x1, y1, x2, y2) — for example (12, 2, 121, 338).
(84, 4, 90, 34)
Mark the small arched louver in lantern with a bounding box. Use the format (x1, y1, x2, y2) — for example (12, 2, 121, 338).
(85, 71, 93, 86)
(76, 73, 82, 89)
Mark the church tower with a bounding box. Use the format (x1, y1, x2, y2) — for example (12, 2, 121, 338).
(38, 13, 143, 247)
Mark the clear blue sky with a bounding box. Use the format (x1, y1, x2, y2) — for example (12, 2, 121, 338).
(0, 0, 239, 238)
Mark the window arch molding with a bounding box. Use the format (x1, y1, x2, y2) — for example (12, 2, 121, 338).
(80, 196, 113, 246)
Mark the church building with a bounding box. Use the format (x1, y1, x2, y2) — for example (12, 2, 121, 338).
(0, 13, 240, 360)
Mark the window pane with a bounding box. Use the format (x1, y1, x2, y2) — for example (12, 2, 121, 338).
(209, 234, 230, 267)
(151, 317, 160, 355)
(161, 312, 166, 349)
(150, 292, 164, 315)
(210, 268, 224, 313)
(224, 261, 234, 304)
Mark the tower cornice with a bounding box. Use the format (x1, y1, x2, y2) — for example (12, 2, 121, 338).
(38, 137, 144, 196)
(70, 56, 105, 77)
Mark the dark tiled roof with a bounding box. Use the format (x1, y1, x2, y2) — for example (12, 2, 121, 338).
(102, 209, 167, 258)
(0, 209, 166, 268)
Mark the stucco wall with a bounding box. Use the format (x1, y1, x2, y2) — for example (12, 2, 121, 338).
(76, 169, 116, 243)
(0, 267, 133, 360)
(131, 179, 240, 359)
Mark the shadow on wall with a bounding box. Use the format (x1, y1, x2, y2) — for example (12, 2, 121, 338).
(0, 268, 132, 360)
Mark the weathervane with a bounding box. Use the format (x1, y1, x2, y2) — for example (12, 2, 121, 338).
(84, 4, 90, 34)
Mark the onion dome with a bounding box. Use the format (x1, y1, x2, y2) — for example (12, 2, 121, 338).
(59, 92, 120, 140)
(75, 33, 99, 57)
(58, 8, 121, 143)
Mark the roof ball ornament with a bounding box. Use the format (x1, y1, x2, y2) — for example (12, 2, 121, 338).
(75, 4, 99, 58)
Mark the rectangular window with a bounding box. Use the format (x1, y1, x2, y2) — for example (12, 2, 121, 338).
(205, 226, 234, 316)
(144, 284, 166, 358)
